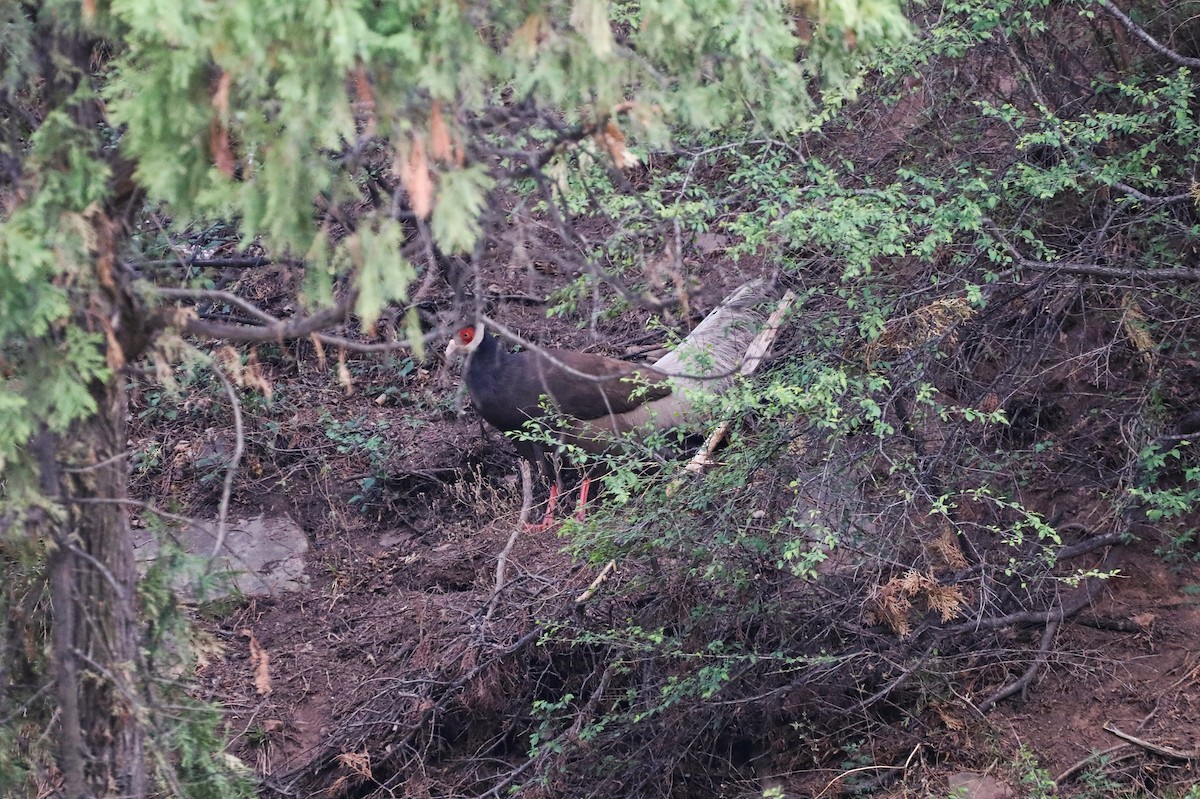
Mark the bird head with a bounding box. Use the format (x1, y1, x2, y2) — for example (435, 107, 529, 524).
(445, 322, 486, 360)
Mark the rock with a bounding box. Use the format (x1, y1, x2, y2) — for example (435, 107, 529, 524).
(695, 233, 730, 254)
(947, 771, 1014, 799)
(379, 531, 415, 549)
(133, 514, 309, 600)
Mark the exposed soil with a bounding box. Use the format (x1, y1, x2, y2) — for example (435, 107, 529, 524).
(1003, 550, 1200, 782)
(202, 521, 1200, 796)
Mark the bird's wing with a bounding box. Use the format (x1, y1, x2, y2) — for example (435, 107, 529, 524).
(531, 350, 673, 421)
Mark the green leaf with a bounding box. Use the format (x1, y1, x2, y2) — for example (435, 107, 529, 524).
(352, 219, 416, 330)
(431, 166, 494, 254)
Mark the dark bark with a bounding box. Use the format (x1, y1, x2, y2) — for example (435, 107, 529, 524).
(0, 13, 146, 793)
(41, 379, 146, 797)
(35, 429, 86, 797)
(60, 373, 146, 799)
(23, 20, 154, 790)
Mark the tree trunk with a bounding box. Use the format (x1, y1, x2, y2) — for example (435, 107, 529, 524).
(43, 372, 146, 798)
(41, 196, 151, 797)
(12, 13, 155, 797)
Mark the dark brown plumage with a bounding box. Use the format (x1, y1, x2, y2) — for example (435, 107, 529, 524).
(446, 281, 771, 521)
(452, 328, 673, 458)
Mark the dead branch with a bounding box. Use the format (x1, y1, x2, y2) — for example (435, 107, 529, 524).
(941, 570, 1104, 634)
(1103, 723, 1199, 761)
(158, 285, 451, 353)
(977, 620, 1059, 712)
(814, 744, 921, 799)
(157, 287, 277, 325)
(985, 219, 1200, 281)
(307, 327, 452, 354)
(1071, 614, 1141, 633)
(1016, 258, 1200, 282)
(174, 290, 355, 343)
(70, 497, 213, 533)
(972, 538, 1121, 712)
(1054, 743, 1134, 786)
(207, 363, 245, 566)
(1094, 0, 1200, 69)
(1056, 529, 1126, 560)
(573, 561, 618, 605)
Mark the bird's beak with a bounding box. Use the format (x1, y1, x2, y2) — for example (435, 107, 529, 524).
(445, 338, 463, 361)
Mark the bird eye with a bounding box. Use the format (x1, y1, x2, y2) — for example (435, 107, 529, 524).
(458, 326, 475, 344)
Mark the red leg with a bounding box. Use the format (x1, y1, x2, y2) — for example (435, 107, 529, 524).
(528, 483, 559, 532)
(574, 476, 591, 522)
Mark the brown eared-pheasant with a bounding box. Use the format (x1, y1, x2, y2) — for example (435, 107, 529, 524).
(446, 281, 771, 526)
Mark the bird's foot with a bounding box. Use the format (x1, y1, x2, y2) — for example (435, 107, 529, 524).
(573, 476, 591, 522)
(526, 517, 556, 533)
(525, 484, 559, 532)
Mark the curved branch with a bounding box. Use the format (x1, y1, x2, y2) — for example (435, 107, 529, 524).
(157, 287, 277, 324)
(206, 363, 245, 567)
(170, 292, 354, 343)
(976, 620, 1059, 712)
(984, 219, 1200, 282)
(156, 285, 452, 353)
(1095, 0, 1200, 69)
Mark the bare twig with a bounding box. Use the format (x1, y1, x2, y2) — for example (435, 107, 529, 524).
(65, 542, 130, 602)
(61, 449, 129, 473)
(308, 326, 453, 354)
(1136, 696, 1162, 731)
(208, 363, 245, 566)
(813, 744, 921, 799)
(486, 460, 533, 621)
(171, 289, 356, 343)
(70, 496, 212, 532)
(157, 287, 276, 324)
(158, 284, 452, 353)
(573, 560, 617, 605)
(1054, 743, 1133, 786)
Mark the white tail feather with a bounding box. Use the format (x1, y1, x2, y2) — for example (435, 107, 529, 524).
(652, 280, 772, 391)
(566, 280, 774, 446)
